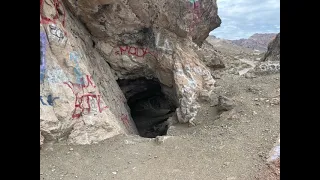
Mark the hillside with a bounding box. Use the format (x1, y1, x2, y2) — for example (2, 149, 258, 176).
(231, 33, 277, 51)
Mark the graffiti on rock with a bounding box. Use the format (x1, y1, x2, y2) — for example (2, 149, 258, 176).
(115, 46, 158, 59)
(187, 0, 201, 33)
(120, 114, 131, 131)
(40, 0, 66, 28)
(64, 75, 108, 119)
(155, 33, 174, 52)
(48, 24, 65, 42)
(70, 51, 84, 84)
(40, 32, 47, 83)
(40, 95, 60, 106)
(46, 68, 69, 84)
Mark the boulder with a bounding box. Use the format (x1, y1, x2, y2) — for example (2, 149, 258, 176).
(217, 95, 235, 111)
(40, 0, 222, 145)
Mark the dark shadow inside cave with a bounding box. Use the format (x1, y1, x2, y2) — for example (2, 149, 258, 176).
(117, 78, 177, 138)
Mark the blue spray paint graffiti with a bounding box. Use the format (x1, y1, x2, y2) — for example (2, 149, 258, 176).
(40, 32, 47, 83)
(40, 96, 47, 105)
(40, 95, 60, 106)
(47, 95, 60, 106)
(189, 0, 198, 3)
(70, 52, 84, 85)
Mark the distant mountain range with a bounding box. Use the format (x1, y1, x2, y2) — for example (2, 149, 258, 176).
(210, 33, 278, 52)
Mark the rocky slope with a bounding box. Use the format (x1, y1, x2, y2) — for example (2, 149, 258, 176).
(262, 33, 280, 62)
(206, 35, 258, 56)
(231, 33, 277, 51)
(40, 0, 222, 145)
(251, 33, 280, 75)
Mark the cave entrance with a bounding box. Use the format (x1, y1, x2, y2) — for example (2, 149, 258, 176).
(117, 78, 177, 138)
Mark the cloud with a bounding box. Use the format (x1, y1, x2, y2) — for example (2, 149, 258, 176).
(210, 0, 280, 40)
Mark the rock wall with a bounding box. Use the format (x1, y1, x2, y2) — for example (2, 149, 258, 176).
(252, 33, 280, 75)
(40, 0, 222, 145)
(262, 33, 280, 62)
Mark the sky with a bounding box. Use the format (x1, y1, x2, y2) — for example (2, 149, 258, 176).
(209, 0, 280, 40)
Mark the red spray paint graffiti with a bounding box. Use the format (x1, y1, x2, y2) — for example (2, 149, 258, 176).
(115, 46, 158, 59)
(40, 0, 67, 35)
(120, 114, 131, 131)
(64, 75, 108, 119)
(188, 0, 201, 33)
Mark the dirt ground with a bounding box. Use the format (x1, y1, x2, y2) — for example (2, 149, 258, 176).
(40, 59, 280, 180)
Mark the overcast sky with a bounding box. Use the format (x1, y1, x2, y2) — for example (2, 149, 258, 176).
(209, 0, 280, 40)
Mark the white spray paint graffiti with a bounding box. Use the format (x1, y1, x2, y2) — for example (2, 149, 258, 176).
(155, 33, 174, 52)
(46, 67, 69, 84)
(89, 96, 99, 114)
(46, 24, 67, 44)
(193, 66, 202, 75)
(70, 51, 84, 85)
(81, 96, 99, 115)
(188, 79, 196, 88)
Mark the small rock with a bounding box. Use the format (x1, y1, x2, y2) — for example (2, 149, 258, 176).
(218, 95, 235, 111)
(155, 136, 172, 144)
(223, 162, 230, 167)
(69, 148, 74, 151)
(253, 111, 257, 115)
(245, 73, 256, 79)
(154, 156, 158, 158)
(271, 98, 280, 105)
(213, 73, 221, 79)
(254, 98, 259, 101)
(124, 140, 135, 145)
(112, 172, 117, 175)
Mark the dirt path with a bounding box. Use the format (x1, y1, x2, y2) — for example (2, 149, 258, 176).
(40, 72, 279, 180)
(238, 58, 256, 75)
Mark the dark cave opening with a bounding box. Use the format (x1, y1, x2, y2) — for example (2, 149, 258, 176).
(117, 78, 177, 138)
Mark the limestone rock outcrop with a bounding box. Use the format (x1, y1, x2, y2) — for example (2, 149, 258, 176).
(262, 33, 280, 62)
(40, 0, 222, 145)
(252, 33, 280, 75)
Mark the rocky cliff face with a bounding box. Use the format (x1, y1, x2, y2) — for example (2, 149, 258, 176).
(252, 33, 280, 75)
(262, 33, 280, 62)
(40, 0, 222, 145)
